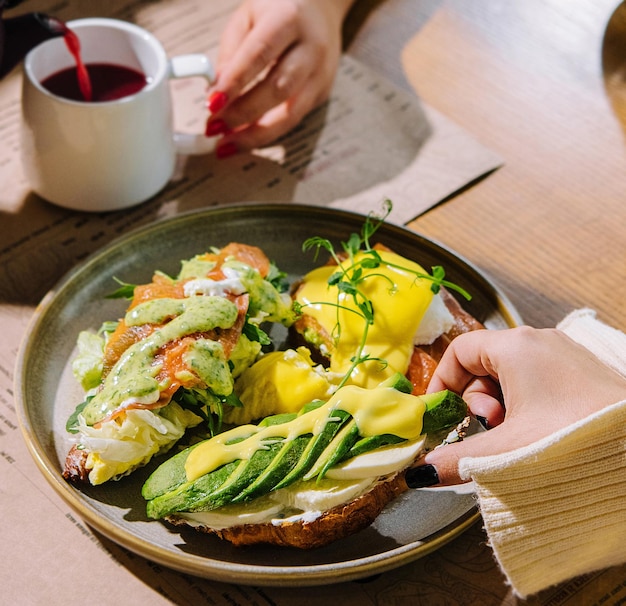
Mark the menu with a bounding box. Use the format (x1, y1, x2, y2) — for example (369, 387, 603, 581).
(2, 1, 625, 605)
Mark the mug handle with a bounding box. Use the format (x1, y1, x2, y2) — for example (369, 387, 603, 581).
(168, 53, 216, 155)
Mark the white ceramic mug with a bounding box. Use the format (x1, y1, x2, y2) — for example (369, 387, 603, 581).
(21, 18, 215, 212)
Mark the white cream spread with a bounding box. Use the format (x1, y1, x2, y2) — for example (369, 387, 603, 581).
(413, 292, 455, 345)
(183, 267, 246, 297)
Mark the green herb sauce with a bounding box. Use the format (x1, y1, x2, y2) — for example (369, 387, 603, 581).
(81, 296, 238, 425)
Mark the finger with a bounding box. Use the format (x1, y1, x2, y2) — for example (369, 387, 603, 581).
(206, 9, 253, 116)
(215, 43, 318, 131)
(215, 5, 253, 69)
(216, 81, 325, 151)
(426, 330, 502, 395)
(213, 14, 300, 106)
(462, 376, 506, 428)
(408, 423, 519, 486)
(215, 106, 301, 153)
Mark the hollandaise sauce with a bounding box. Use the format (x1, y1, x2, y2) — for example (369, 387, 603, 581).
(184, 383, 425, 483)
(295, 250, 434, 387)
(143, 383, 467, 520)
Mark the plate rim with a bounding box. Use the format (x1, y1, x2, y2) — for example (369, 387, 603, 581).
(14, 202, 521, 586)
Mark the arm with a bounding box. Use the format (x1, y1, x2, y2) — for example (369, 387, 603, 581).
(459, 397, 626, 597)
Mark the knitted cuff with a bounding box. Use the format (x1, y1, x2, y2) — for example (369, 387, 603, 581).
(458, 309, 626, 597)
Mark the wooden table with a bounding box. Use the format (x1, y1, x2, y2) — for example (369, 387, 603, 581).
(346, 0, 626, 602)
(349, 0, 626, 331)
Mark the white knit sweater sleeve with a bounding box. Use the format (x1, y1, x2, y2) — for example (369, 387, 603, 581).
(458, 309, 626, 598)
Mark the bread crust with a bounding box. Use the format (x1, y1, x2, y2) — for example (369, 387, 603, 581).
(63, 444, 90, 483)
(165, 470, 409, 549)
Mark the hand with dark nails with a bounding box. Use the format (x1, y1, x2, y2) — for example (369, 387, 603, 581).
(410, 325, 626, 486)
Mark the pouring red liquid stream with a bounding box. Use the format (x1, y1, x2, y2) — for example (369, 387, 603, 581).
(40, 17, 147, 102)
(1, 13, 147, 101)
(55, 21, 92, 101)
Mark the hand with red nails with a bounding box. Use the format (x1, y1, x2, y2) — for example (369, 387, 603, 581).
(411, 325, 626, 486)
(206, 0, 356, 156)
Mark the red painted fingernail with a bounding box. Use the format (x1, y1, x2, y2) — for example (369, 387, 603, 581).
(207, 90, 228, 113)
(216, 141, 239, 159)
(205, 118, 229, 137)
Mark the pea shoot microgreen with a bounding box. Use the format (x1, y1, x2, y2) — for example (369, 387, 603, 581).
(300, 199, 472, 387)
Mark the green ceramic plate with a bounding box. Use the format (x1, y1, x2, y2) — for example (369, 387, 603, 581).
(15, 203, 521, 586)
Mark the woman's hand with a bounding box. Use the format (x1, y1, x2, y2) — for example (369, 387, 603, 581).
(408, 326, 626, 486)
(206, 0, 355, 157)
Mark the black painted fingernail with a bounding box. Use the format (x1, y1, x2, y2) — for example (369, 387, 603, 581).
(405, 465, 440, 488)
(476, 415, 490, 430)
